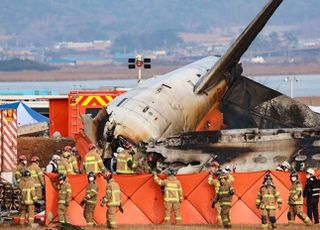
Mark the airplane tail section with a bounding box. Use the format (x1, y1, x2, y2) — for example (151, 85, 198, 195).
(194, 0, 283, 94)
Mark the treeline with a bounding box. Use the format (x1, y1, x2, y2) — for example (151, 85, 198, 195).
(0, 59, 58, 72)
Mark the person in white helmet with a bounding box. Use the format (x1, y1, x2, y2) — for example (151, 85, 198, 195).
(276, 161, 291, 172)
(46, 154, 60, 173)
(303, 168, 320, 224)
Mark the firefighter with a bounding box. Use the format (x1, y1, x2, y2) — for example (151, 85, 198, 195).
(303, 168, 320, 224)
(208, 162, 222, 226)
(70, 146, 80, 174)
(213, 171, 234, 229)
(58, 150, 73, 175)
(287, 171, 312, 225)
(27, 156, 44, 200)
(52, 173, 72, 223)
(63, 146, 79, 174)
(101, 174, 122, 229)
(116, 146, 137, 174)
(19, 170, 38, 226)
(136, 153, 153, 174)
(46, 154, 60, 173)
(15, 155, 28, 185)
(256, 173, 282, 229)
(81, 172, 99, 226)
(154, 168, 183, 224)
(83, 144, 107, 174)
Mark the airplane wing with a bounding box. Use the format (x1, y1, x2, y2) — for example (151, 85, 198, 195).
(194, 0, 283, 94)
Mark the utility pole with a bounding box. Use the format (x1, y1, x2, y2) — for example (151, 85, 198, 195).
(284, 76, 298, 98)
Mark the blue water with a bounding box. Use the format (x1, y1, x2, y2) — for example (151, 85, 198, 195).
(0, 75, 319, 97)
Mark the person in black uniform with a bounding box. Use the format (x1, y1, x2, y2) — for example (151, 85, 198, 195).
(303, 168, 320, 224)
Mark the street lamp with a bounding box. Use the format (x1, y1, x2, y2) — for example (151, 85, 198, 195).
(284, 76, 298, 98)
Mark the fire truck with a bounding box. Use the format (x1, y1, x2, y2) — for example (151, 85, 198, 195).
(49, 89, 126, 138)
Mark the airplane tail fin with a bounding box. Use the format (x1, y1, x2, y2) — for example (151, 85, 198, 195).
(194, 0, 283, 94)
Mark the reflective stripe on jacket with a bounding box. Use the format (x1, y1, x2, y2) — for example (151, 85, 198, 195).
(256, 185, 282, 209)
(216, 182, 234, 207)
(58, 181, 72, 205)
(69, 155, 79, 173)
(102, 179, 121, 206)
(15, 163, 26, 183)
(19, 177, 38, 205)
(289, 181, 303, 205)
(27, 162, 44, 188)
(208, 175, 220, 193)
(154, 175, 183, 203)
(58, 158, 73, 175)
(84, 182, 99, 204)
(116, 150, 137, 174)
(83, 150, 106, 174)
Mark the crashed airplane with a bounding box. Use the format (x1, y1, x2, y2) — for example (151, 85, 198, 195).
(82, 0, 320, 173)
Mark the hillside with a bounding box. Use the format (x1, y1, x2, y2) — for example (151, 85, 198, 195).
(0, 0, 319, 46)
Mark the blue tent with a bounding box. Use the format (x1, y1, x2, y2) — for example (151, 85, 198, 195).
(0, 101, 48, 126)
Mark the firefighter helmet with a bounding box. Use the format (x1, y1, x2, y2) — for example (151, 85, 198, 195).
(210, 160, 220, 168)
(31, 156, 40, 162)
(117, 147, 124, 153)
(88, 144, 96, 150)
(62, 151, 71, 158)
(22, 170, 31, 177)
(167, 168, 177, 176)
(57, 173, 66, 181)
(306, 168, 315, 175)
(19, 155, 27, 161)
(88, 172, 96, 181)
(64, 146, 72, 152)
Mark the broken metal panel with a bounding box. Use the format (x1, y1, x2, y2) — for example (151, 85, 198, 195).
(221, 76, 320, 129)
(147, 128, 320, 172)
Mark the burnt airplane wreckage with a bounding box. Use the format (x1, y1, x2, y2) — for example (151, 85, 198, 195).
(82, 0, 320, 173)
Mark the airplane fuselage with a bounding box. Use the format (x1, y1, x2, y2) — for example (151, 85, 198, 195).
(107, 56, 228, 143)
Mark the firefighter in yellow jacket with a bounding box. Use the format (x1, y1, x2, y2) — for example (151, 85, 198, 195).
(116, 147, 137, 174)
(52, 173, 72, 223)
(101, 174, 122, 229)
(208, 161, 222, 225)
(256, 173, 282, 229)
(58, 151, 73, 175)
(81, 172, 99, 226)
(83, 144, 107, 174)
(154, 168, 183, 224)
(287, 171, 312, 225)
(213, 171, 234, 229)
(64, 145, 79, 174)
(15, 155, 28, 185)
(27, 156, 44, 200)
(19, 170, 38, 226)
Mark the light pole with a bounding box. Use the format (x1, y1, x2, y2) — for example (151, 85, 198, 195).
(284, 76, 298, 98)
(128, 55, 151, 84)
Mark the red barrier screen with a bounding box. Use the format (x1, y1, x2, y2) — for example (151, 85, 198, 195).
(45, 170, 320, 226)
